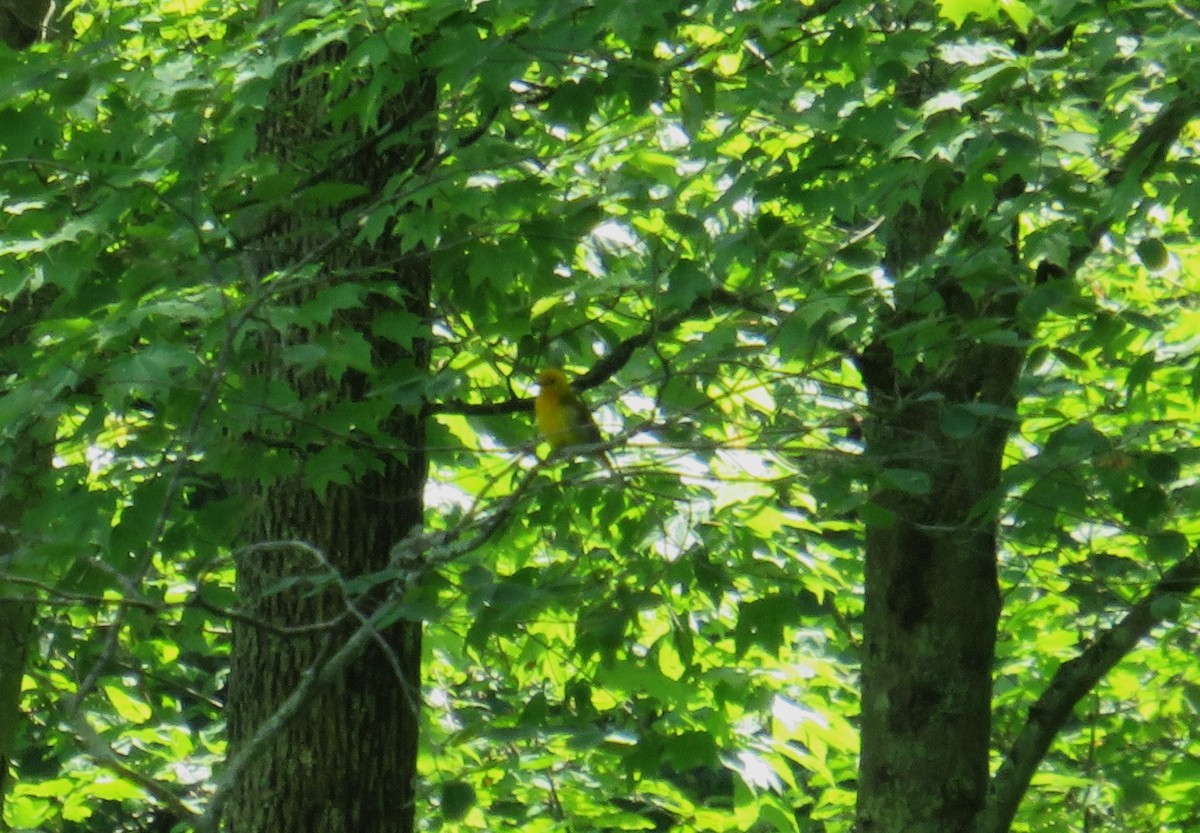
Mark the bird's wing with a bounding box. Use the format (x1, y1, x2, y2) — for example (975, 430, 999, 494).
(562, 393, 604, 446)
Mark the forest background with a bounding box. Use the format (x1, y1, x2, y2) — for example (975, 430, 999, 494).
(1, 0, 1199, 831)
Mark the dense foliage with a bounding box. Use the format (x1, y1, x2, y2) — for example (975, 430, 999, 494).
(1, 0, 1198, 830)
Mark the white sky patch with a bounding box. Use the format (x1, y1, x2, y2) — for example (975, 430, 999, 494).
(472, 431, 511, 453)
(715, 447, 776, 480)
(658, 122, 691, 151)
(652, 508, 705, 561)
(620, 390, 657, 415)
(588, 403, 624, 440)
(86, 445, 115, 473)
(791, 90, 816, 113)
(939, 41, 1012, 66)
(425, 479, 474, 511)
(727, 749, 783, 792)
(3, 200, 46, 214)
(732, 195, 756, 219)
(1147, 204, 1170, 223)
(466, 173, 500, 189)
(870, 267, 894, 305)
(426, 683, 463, 733)
(773, 695, 828, 731)
(591, 220, 641, 251)
(172, 760, 211, 786)
(1115, 35, 1138, 57)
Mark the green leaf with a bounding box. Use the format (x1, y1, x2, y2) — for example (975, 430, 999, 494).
(323, 329, 376, 380)
(1149, 595, 1182, 621)
(440, 780, 476, 820)
(0, 107, 59, 157)
(881, 468, 932, 495)
(931, 0, 998, 27)
(663, 730, 719, 770)
(84, 778, 147, 801)
(106, 344, 197, 398)
(103, 685, 152, 725)
(663, 258, 711, 311)
(546, 78, 601, 129)
(1119, 485, 1168, 529)
(50, 72, 93, 105)
(1125, 352, 1156, 399)
(1144, 453, 1181, 485)
(1136, 238, 1170, 272)
(296, 181, 370, 210)
(671, 618, 695, 670)
(735, 594, 797, 657)
(999, 0, 1035, 30)
(108, 478, 170, 569)
(5, 794, 55, 827)
(836, 243, 878, 268)
(1050, 347, 1088, 370)
(859, 502, 897, 528)
(940, 404, 977, 439)
(1146, 531, 1189, 563)
(621, 66, 660, 113)
(690, 548, 729, 604)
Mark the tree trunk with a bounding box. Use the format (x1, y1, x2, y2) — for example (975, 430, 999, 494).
(0, 599, 33, 804)
(854, 186, 1027, 831)
(0, 5, 70, 816)
(224, 24, 434, 833)
(0, 421, 53, 816)
(0, 0, 65, 48)
(854, 383, 1013, 832)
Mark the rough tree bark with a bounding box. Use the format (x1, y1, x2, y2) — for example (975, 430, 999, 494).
(0, 3, 68, 815)
(0, 425, 51, 805)
(0, 0, 66, 48)
(854, 188, 1027, 832)
(851, 71, 1200, 833)
(224, 18, 435, 833)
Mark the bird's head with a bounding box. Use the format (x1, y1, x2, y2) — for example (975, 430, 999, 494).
(537, 368, 571, 393)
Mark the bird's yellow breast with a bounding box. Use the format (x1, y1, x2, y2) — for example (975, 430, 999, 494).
(535, 388, 575, 448)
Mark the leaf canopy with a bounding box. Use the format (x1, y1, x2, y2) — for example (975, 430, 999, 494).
(2, 0, 1200, 830)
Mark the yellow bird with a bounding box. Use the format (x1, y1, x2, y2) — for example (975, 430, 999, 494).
(535, 368, 616, 471)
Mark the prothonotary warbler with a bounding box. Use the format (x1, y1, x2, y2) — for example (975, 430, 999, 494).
(535, 368, 619, 474)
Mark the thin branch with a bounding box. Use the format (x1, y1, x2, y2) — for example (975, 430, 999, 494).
(977, 94, 1200, 833)
(978, 549, 1200, 833)
(193, 458, 545, 830)
(71, 712, 200, 821)
(1072, 86, 1200, 273)
(192, 634, 338, 833)
(425, 287, 747, 418)
(67, 274, 261, 716)
(198, 487, 536, 829)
